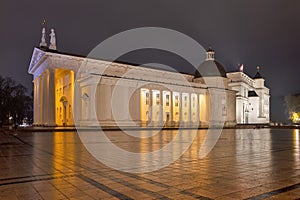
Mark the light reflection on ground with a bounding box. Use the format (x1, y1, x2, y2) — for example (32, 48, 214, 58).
(0, 128, 299, 199)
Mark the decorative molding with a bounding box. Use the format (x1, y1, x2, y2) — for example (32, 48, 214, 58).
(28, 48, 46, 73)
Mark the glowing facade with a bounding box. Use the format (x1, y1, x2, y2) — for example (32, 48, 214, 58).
(227, 69, 270, 124)
(28, 45, 269, 127)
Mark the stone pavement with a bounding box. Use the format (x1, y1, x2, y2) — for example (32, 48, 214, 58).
(0, 128, 299, 199)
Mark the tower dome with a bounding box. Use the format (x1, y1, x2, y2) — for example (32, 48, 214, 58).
(194, 47, 227, 78)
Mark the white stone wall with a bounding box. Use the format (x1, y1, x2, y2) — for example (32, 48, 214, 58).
(29, 48, 238, 127)
(227, 71, 270, 124)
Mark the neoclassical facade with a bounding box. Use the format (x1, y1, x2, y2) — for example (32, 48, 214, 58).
(28, 32, 269, 127)
(227, 69, 270, 124)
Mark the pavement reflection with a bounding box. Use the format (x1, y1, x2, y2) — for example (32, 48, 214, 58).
(0, 128, 299, 199)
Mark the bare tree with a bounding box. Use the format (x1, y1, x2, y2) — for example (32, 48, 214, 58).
(0, 76, 32, 126)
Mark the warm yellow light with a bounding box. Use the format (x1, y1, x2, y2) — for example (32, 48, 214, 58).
(55, 69, 75, 126)
(172, 92, 180, 122)
(295, 129, 299, 141)
(291, 112, 300, 123)
(162, 91, 171, 122)
(293, 129, 299, 162)
(140, 88, 150, 123)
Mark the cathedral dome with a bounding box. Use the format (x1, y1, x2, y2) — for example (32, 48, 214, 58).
(194, 48, 227, 78)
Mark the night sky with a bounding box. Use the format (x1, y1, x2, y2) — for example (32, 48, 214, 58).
(1, 0, 299, 122)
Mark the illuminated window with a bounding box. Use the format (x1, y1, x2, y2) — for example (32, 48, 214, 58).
(175, 96, 179, 107)
(166, 94, 170, 106)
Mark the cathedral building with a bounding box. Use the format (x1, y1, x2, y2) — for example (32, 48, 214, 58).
(28, 29, 270, 127)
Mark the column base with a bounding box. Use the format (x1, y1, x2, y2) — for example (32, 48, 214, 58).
(78, 120, 141, 127)
(43, 123, 57, 127)
(78, 120, 100, 127)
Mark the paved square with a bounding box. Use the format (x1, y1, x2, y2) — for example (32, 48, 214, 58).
(0, 128, 299, 199)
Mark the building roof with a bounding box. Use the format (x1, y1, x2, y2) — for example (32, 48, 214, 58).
(194, 60, 227, 78)
(36, 47, 194, 76)
(194, 48, 227, 78)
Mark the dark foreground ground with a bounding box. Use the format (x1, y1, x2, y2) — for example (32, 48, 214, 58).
(0, 128, 299, 200)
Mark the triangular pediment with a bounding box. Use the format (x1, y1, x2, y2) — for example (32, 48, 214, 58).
(28, 47, 46, 74)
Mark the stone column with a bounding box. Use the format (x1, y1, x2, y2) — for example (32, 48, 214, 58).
(41, 72, 48, 125)
(73, 72, 81, 124)
(199, 94, 202, 124)
(196, 94, 200, 125)
(149, 89, 152, 126)
(47, 69, 56, 126)
(128, 86, 140, 126)
(78, 74, 101, 126)
(123, 86, 130, 121)
(111, 84, 135, 126)
(258, 90, 264, 118)
(38, 75, 43, 125)
(40, 73, 48, 125)
(90, 83, 98, 123)
(179, 92, 182, 126)
(169, 91, 173, 127)
(79, 81, 99, 126)
(33, 78, 38, 125)
(159, 90, 163, 126)
(42, 70, 49, 126)
(188, 93, 191, 124)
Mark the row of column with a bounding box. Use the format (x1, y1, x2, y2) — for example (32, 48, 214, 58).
(79, 80, 141, 126)
(78, 77, 103, 126)
(33, 69, 56, 126)
(76, 78, 211, 127)
(140, 88, 209, 126)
